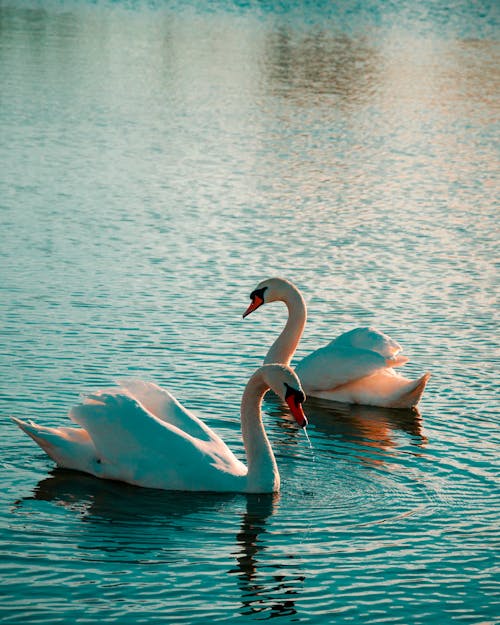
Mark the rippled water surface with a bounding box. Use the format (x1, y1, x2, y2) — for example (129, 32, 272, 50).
(1, 1, 499, 623)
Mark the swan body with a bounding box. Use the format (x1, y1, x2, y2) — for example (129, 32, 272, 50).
(12, 364, 307, 494)
(244, 278, 430, 409)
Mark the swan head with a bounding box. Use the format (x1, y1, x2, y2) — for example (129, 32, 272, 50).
(243, 278, 295, 318)
(261, 364, 308, 428)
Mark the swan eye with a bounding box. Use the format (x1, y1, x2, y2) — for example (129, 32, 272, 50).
(284, 383, 305, 405)
(250, 286, 267, 303)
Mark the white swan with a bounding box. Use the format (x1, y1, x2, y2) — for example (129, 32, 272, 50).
(243, 278, 430, 409)
(12, 364, 307, 494)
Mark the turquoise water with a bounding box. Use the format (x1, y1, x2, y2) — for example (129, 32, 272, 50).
(0, 1, 499, 623)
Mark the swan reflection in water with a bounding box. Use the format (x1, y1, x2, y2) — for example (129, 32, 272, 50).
(16, 469, 240, 561)
(229, 493, 304, 619)
(19, 468, 235, 524)
(16, 470, 304, 618)
(264, 392, 428, 464)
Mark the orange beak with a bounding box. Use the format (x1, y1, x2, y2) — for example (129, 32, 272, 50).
(285, 395, 308, 428)
(243, 295, 264, 318)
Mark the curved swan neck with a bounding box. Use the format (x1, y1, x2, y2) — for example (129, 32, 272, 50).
(264, 284, 307, 366)
(240, 370, 279, 493)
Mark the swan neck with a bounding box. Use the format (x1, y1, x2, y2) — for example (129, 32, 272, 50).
(264, 286, 306, 366)
(240, 371, 279, 493)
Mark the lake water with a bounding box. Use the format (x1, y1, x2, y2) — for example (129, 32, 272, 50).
(0, 1, 498, 623)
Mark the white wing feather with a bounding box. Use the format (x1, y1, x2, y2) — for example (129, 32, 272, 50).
(117, 379, 218, 443)
(69, 391, 246, 490)
(296, 344, 389, 391)
(331, 327, 404, 359)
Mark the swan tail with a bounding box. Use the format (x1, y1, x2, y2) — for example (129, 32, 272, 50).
(11, 417, 97, 472)
(389, 373, 431, 409)
(11, 417, 58, 456)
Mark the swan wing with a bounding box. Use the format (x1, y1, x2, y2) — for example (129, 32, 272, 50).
(331, 327, 406, 362)
(69, 391, 246, 490)
(117, 379, 217, 443)
(296, 344, 391, 391)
